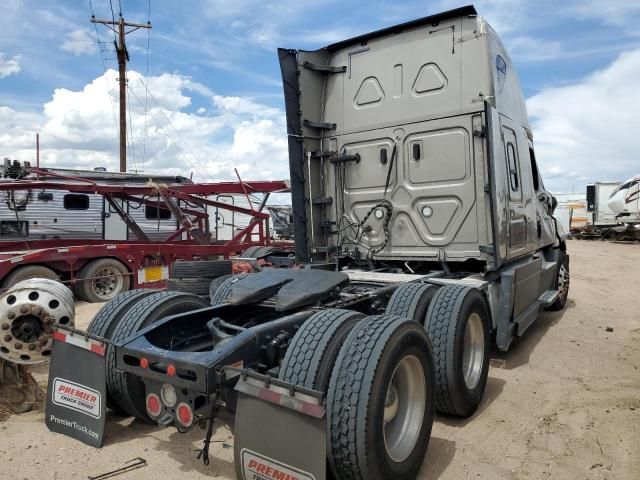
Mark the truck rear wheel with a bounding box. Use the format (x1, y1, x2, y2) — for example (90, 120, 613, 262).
(385, 283, 438, 323)
(279, 309, 364, 390)
(209, 273, 251, 306)
(88, 289, 156, 413)
(327, 315, 435, 480)
(76, 258, 130, 303)
(107, 291, 209, 421)
(2, 265, 58, 289)
(424, 285, 490, 417)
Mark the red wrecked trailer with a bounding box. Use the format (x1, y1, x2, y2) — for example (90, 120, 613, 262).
(0, 169, 291, 301)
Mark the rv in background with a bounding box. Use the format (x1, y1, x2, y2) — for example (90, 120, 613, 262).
(0, 161, 195, 242)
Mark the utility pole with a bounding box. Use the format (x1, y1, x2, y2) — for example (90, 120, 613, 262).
(91, 14, 151, 172)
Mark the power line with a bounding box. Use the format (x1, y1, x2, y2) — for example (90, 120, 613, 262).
(137, 77, 210, 180)
(92, 10, 151, 172)
(127, 84, 209, 180)
(89, 0, 118, 138)
(142, 0, 151, 173)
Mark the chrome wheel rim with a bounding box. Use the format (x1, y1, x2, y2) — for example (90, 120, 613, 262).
(557, 264, 569, 299)
(92, 267, 123, 300)
(462, 313, 485, 390)
(383, 355, 426, 463)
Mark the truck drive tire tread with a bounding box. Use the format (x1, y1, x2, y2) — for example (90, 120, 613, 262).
(107, 291, 209, 421)
(2, 265, 58, 289)
(385, 283, 438, 323)
(170, 260, 232, 279)
(208, 274, 233, 301)
(239, 246, 262, 258)
(209, 273, 251, 306)
(424, 285, 490, 417)
(279, 309, 364, 391)
(327, 314, 435, 480)
(88, 289, 156, 412)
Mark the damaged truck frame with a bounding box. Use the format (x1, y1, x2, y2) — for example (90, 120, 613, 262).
(47, 5, 570, 480)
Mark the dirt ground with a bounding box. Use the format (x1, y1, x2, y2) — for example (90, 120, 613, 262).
(0, 240, 638, 479)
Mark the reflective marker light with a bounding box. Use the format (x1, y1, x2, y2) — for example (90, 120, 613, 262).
(140, 358, 149, 369)
(161, 383, 177, 407)
(146, 393, 161, 417)
(167, 364, 176, 377)
(176, 402, 193, 427)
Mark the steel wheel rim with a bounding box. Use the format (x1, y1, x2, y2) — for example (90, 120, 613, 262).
(92, 267, 123, 300)
(383, 354, 426, 463)
(463, 313, 485, 390)
(557, 264, 569, 299)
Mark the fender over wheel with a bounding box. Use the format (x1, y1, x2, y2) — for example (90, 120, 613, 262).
(106, 291, 209, 421)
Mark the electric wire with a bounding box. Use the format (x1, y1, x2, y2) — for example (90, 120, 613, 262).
(126, 84, 209, 181)
(89, 0, 119, 139)
(137, 77, 210, 180)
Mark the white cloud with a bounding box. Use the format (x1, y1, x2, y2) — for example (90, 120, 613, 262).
(61, 28, 97, 56)
(0, 53, 21, 78)
(527, 49, 640, 191)
(0, 69, 290, 183)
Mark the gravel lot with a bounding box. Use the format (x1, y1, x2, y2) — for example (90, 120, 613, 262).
(0, 240, 638, 479)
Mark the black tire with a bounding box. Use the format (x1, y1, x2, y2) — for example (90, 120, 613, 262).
(385, 283, 438, 323)
(2, 265, 58, 289)
(166, 278, 210, 296)
(239, 246, 262, 258)
(76, 258, 131, 303)
(547, 252, 570, 311)
(107, 291, 209, 421)
(170, 260, 232, 279)
(87, 289, 156, 413)
(209, 273, 251, 306)
(279, 309, 364, 391)
(209, 274, 232, 302)
(424, 285, 490, 417)
(327, 315, 435, 480)
(252, 246, 275, 259)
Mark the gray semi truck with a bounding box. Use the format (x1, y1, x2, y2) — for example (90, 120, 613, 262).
(39, 5, 569, 480)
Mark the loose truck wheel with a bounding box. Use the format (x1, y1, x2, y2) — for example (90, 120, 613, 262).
(88, 289, 156, 413)
(424, 285, 490, 417)
(385, 283, 438, 323)
(279, 309, 364, 391)
(327, 315, 435, 480)
(107, 291, 209, 421)
(209, 273, 251, 306)
(547, 252, 570, 311)
(2, 265, 58, 289)
(76, 258, 130, 303)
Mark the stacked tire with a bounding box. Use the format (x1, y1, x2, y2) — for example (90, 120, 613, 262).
(167, 260, 233, 298)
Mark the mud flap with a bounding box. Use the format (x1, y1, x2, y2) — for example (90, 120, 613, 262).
(233, 370, 326, 480)
(45, 329, 107, 447)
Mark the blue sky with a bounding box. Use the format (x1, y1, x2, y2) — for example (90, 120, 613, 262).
(1, 0, 639, 192)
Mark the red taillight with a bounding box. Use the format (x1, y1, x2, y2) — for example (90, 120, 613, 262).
(146, 393, 161, 417)
(167, 364, 176, 377)
(140, 358, 149, 369)
(176, 402, 193, 427)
